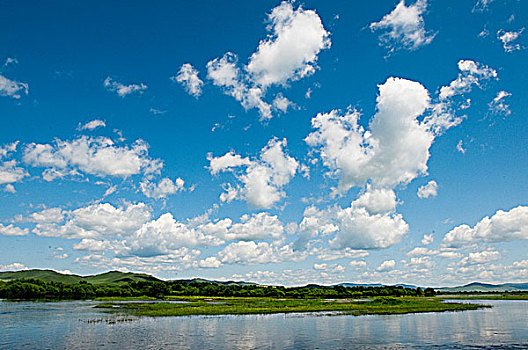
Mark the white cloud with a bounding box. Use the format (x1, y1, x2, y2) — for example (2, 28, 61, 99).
(73, 238, 113, 251)
(172, 63, 203, 98)
(0, 74, 28, 99)
(331, 206, 408, 250)
(0, 223, 28, 236)
(407, 247, 429, 256)
(0, 160, 28, 184)
(104, 77, 147, 97)
(437, 60, 497, 101)
(0, 262, 27, 271)
(205, 2, 330, 120)
(473, 0, 494, 12)
(456, 140, 466, 154)
(417, 180, 438, 199)
(349, 260, 367, 267)
(140, 177, 185, 199)
(460, 250, 501, 265)
(370, 0, 435, 53)
(377, 259, 396, 272)
(23, 136, 163, 178)
(196, 212, 284, 242)
(218, 241, 301, 265)
(497, 28, 524, 52)
(443, 206, 528, 247)
(31, 203, 151, 239)
(0, 141, 19, 159)
(79, 119, 106, 131)
(421, 233, 434, 245)
(124, 213, 223, 257)
(247, 1, 330, 88)
(4, 184, 16, 193)
(489, 91, 512, 116)
(425, 60, 497, 135)
(306, 77, 432, 192)
(208, 151, 251, 175)
(295, 202, 408, 251)
(352, 186, 398, 215)
(207, 52, 273, 120)
(272, 93, 294, 113)
(199, 257, 222, 268)
(209, 138, 298, 209)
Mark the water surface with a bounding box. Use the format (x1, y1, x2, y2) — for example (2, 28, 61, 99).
(1, 299, 528, 349)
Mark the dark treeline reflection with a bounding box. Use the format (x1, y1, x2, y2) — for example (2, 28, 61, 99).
(0, 279, 436, 300)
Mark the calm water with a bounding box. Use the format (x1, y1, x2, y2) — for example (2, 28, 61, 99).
(1, 299, 528, 349)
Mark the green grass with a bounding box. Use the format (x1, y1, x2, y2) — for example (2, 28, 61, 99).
(95, 296, 487, 317)
(0, 269, 160, 284)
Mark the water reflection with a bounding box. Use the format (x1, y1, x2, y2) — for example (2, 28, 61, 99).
(1, 300, 528, 349)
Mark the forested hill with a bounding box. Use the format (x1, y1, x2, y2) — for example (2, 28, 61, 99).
(0, 269, 160, 284)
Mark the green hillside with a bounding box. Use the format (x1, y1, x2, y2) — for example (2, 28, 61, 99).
(437, 282, 528, 293)
(0, 269, 160, 284)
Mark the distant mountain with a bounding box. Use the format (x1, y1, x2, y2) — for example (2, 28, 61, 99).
(0, 269, 160, 284)
(437, 282, 528, 292)
(337, 283, 419, 289)
(178, 278, 258, 287)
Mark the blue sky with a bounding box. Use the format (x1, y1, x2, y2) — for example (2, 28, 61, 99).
(0, 0, 527, 286)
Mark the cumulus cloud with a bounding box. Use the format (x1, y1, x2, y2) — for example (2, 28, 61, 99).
(0, 74, 28, 99)
(421, 233, 434, 245)
(370, 0, 435, 53)
(208, 151, 251, 175)
(295, 194, 408, 251)
(247, 1, 331, 87)
(306, 77, 432, 192)
(331, 206, 408, 250)
(443, 206, 528, 247)
(208, 138, 298, 209)
(0, 262, 27, 271)
(205, 2, 330, 120)
(198, 212, 283, 242)
(23, 136, 163, 179)
(417, 180, 438, 198)
(4, 184, 16, 193)
(459, 250, 501, 265)
(104, 77, 147, 97)
(140, 177, 185, 199)
(0, 223, 29, 236)
(172, 63, 203, 98)
(0, 160, 28, 185)
(31, 203, 152, 239)
(497, 28, 524, 52)
(272, 93, 294, 113)
(199, 257, 222, 268)
(73, 238, 113, 251)
(124, 213, 223, 257)
(207, 52, 273, 120)
(218, 241, 301, 265)
(79, 119, 106, 131)
(377, 259, 396, 272)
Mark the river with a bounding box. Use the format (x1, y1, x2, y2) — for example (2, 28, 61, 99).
(1, 299, 528, 349)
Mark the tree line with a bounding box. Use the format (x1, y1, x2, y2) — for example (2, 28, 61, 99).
(0, 278, 436, 300)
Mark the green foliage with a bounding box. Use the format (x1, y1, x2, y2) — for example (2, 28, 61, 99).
(96, 296, 486, 317)
(0, 278, 435, 301)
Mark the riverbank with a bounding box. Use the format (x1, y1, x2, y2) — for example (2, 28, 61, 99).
(95, 296, 487, 317)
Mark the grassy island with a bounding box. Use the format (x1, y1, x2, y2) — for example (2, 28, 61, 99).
(95, 296, 487, 317)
